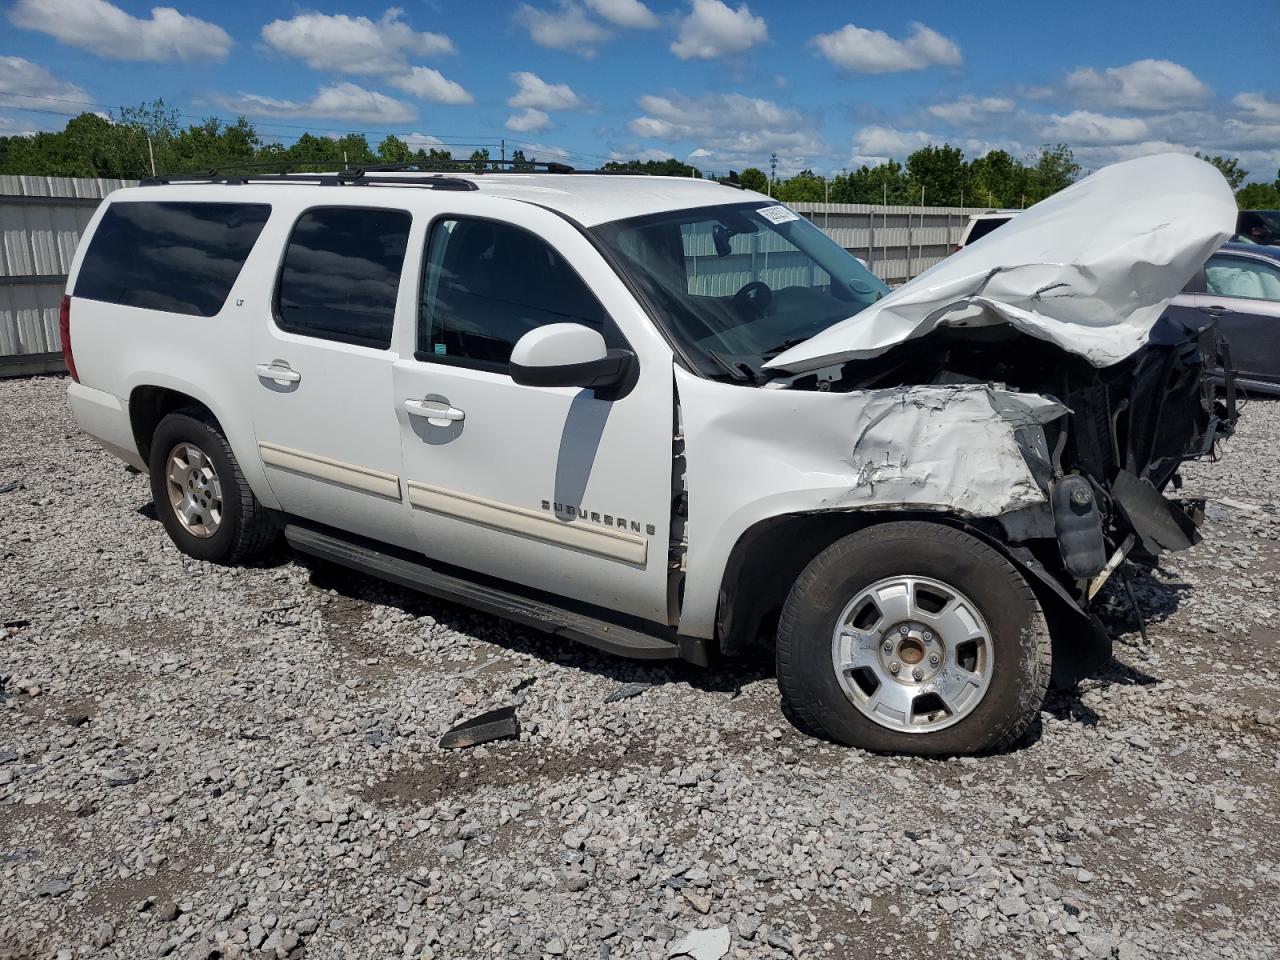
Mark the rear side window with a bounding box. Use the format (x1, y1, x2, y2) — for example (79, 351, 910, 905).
(1205, 254, 1280, 302)
(75, 201, 270, 317)
(275, 207, 411, 349)
(418, 218, 607, 371)
(964, 217, 1009, 245)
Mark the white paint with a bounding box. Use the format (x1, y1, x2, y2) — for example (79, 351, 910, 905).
(509, 322, 607, 368)
(675, 372, 1066, 639)
(768, 153, 1238, 373)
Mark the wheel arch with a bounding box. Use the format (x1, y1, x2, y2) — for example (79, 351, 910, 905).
(714, 507, 1094, 664)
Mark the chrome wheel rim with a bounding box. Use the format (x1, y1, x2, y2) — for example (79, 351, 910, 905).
(165, 442, 222, 539)
(831, 575, 993, 734)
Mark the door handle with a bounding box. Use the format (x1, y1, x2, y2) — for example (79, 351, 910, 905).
(404, 398, 465, 422)
(1198, 305, 1226, 316)
(255, 362, 301, 384)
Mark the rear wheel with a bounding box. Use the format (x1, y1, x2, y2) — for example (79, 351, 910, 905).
(776, 521, 1050, 756)
(148, 410, 279, 564)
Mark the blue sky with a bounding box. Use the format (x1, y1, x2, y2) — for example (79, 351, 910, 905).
(2, 0, 1279, 181)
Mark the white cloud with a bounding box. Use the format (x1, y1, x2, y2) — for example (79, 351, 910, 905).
(8, 0, 231, 62)
(261, 9, 453, 76)
(509, 72, 585, 111)
(211, 83, 416, 124)
(506, 108, 552, 133)
(850, 125, 936, 164)
(1040, 110, 1148, 145)
(1064, 59, 1209, 111)
(584, 0, 659, 28)
(927, 95, 1014, 124)
(670, 0, 767, 61)
(514, 2, 612, 56)
(629, 91, 824, 171)
(1233, 92, 1280, 123)
(812, 21, 960, 74)
(0, 56, 92, 112)
(387, 67, 472, 105)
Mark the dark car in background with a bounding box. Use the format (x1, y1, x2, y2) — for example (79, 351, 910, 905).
(1234, 210, 1280, 246)
(1166, 242, 1280, 395)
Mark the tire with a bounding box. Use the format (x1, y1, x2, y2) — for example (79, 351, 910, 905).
(776, 521, 1050, 756)
(148, 408, 280, 565)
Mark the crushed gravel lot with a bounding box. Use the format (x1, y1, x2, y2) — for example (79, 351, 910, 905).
(2, 374, 1279, 960)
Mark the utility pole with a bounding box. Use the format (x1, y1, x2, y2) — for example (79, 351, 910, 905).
(147, 136, 156, 177)
(769, 152, 777, 197)
(501, 139, 505, 164)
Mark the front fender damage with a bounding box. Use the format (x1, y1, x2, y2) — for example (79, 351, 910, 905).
(844, 384, 1065, 525)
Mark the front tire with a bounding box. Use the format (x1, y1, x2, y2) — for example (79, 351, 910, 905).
(148, 409, 279, 565)
(776, 521, 1050, 756)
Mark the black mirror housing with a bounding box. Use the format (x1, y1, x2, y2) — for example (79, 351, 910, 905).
(510, 348, 636, 391)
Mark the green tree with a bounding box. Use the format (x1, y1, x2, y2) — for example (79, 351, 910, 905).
(1236, 177, 1280, 209)
(1196, 152, 1247, 190)
(776, 169, 825, 202)
(510, 148, 534, 171)
(830, 160, 912, 204)
(967, 149, 1031, 208)
(377, 135, 412, 164)
(602, 158, 701, 178)
(738, 167, 767, 192)
(906, 144, 967, 206)
(1028, 144, 1080, 203)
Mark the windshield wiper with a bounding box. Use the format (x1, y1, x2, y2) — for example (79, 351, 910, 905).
(760, 336, 810, 358)
(707, 350, 760, 383)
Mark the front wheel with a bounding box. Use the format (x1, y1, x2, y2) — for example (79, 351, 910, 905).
(776, 521, 1051, 756)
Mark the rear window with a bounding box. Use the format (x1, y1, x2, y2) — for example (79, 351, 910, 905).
(964, 217, 1010, 245)
(75, 201, 271, 317)
(275, 207, 411, 350)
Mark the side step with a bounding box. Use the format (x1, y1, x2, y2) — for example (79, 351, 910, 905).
(284, 523, 691, 662)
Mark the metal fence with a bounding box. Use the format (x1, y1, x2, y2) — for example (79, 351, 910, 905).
(0, 176, 134, 373)
(791, 202, 991, 286)
(0, 176, 988, 373)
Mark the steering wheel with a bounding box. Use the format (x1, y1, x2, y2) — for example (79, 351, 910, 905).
(733, 280, 772, 317)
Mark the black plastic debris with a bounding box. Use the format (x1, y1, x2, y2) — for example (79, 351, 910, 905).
(439, 705, 520, 750)
(604, 681, 653, 704)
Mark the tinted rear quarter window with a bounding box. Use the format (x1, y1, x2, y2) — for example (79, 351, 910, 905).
(75, 201, 271, 317)
(964, 217, 1010, 245)
(276, 207, 411, 349)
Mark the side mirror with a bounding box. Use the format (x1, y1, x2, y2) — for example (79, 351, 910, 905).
(509, 323, 635, 391)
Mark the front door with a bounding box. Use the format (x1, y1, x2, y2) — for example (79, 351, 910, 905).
(250, 203, 417, 549)
(1200, 251, 1280, 386)
(391, 202, 674, 624)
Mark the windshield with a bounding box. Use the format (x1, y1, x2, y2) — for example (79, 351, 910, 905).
(593, 201, 890, 376)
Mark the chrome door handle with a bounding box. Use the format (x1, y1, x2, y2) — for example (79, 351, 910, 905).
(404, 398, 465, 421)
(255, 362, 301, 384)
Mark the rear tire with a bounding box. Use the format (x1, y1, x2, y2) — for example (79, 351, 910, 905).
(776, 521, 1050, 756)
(148, 409, 279, 565)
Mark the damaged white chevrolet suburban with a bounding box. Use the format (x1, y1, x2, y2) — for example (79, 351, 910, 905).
(63, 153, 1237, 755)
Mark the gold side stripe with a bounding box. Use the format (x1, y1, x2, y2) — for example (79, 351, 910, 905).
(406, 480, 647, 566)
(258, 441, 402, 501)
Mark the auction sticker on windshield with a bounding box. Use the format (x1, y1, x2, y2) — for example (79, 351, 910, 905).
(757, 205, 800, 224)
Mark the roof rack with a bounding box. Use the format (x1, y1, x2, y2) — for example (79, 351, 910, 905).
(139, 157, 659, 186)
(140, 169, 479, 191)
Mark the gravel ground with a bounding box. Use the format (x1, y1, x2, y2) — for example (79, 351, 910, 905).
(2, 375, 1279, 960)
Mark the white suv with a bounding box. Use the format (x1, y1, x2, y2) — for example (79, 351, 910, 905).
(63, 155, 1236, 755)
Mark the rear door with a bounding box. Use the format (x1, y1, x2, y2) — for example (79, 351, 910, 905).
(390, 199, 675, 624)
(1198, 251, 1280, 385)
(250, 203, 417, 549)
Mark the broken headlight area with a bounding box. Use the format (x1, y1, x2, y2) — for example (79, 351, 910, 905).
(788, 315, 1236, 601)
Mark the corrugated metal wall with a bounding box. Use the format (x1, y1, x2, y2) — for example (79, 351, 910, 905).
(791, 202, 991, 286)
(0, 176, 987, 364)
(0, 176, 134, 362)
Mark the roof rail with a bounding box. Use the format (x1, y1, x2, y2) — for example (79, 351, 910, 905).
(139, 170, 479, 191)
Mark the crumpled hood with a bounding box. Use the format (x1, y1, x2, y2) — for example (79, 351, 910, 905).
(766, 153, 1237, 374)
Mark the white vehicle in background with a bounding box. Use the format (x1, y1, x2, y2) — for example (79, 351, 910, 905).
(63, 155, 1235, 755)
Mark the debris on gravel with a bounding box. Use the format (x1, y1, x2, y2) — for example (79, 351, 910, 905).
(2, 376, 1279, 959)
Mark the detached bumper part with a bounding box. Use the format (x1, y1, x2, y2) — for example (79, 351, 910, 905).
(1110, 469, 1202, 556)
